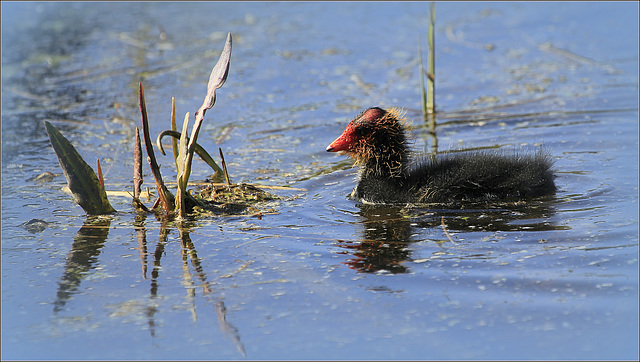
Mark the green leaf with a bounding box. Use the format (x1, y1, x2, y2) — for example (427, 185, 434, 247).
(45, 121, 116, 215)
(156, 130, 223, 175)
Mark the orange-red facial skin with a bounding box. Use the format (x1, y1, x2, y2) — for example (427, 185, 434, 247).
(326, 108, 391, 154)
(326, 123, 357, 153)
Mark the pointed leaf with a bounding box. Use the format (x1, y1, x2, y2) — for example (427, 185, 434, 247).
(45, 121, 116, 215)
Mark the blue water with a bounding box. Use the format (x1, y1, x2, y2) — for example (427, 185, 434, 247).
(2, 2, 638, 360)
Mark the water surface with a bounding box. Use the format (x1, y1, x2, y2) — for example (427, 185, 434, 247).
(2, 2, 638, 360)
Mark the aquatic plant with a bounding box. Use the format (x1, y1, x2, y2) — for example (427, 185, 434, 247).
(419, 2, 436, 125)
(137, 32, 279, 218)
(137, 81, 176, 215)
(45, 121, 116, 215)
(46, 32, 280, 218)
(174, 32, 232, 217)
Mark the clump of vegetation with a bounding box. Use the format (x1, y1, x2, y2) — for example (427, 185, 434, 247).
(46, 32, 278, 219)
(192, 183, 279, 216)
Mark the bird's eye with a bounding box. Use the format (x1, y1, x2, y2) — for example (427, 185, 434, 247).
(354, 123, 372, 137)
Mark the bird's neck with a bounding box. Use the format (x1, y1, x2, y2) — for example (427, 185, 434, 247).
(359, 143, 408, 180)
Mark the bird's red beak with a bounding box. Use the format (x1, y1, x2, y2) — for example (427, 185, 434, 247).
(326, 124, 356, 152)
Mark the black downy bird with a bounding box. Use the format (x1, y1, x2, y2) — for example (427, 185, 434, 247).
(326, 107, 556, 204)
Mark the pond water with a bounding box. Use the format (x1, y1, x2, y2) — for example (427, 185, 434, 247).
(1, 2, 638, 360)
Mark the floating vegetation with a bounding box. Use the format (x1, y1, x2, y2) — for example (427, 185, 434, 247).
(199, 183, 277, 203)
(46, 32, 279, 219)
(192, 183, 279, 216)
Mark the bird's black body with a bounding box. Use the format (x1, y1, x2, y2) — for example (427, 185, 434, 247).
(354, 150, 556, 204)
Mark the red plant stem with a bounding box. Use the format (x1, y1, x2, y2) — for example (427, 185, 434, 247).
(96, 159, 104, 187)
(138, 82, 171, 214)
(133, 127, 143, 199)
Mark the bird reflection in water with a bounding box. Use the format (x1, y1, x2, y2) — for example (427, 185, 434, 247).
(339, 205, 413, 274)
(340, 200, 560, 274)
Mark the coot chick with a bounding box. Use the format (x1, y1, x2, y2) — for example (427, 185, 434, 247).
(326, 107, 556, 204)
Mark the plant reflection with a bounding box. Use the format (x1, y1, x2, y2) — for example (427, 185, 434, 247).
(176, 225, 246, 356)
(344, 199, 562, 274)
(53, 216, 112, 313)
(134, 214, 148, 279)
(52, 215, 246, 357)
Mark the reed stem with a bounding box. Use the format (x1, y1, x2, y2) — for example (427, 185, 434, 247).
(426, 2, 436, 116)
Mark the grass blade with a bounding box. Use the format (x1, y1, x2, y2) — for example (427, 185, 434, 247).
(427, 1, 436, 115)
